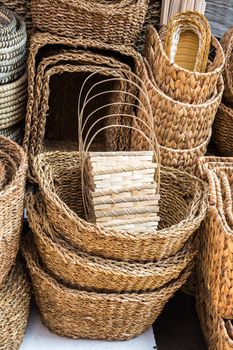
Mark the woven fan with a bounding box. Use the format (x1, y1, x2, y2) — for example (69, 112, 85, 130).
(164, 11, 211, 72)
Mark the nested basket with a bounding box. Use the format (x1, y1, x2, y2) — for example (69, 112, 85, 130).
(0, 136, 27, 287)
(221, 26, 233, 105)
(0, 0, 32, 33)
(0, 258, 31, 350)
(26, 190, 196, 293)
(212, 103, 233, 157)
(32, 150, 208, 261)
(145, 26, 225, 104)
(22, 235, 192, 341)
(30, 0, 147, 45)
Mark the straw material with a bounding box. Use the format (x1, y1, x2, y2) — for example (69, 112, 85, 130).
(32, 151, 208, 262)
(0, 0, 32, 33)
(0, 136, 27, 287)
(221, 26, 233, 106)
(0, 258, 31, 350)
(0, 123, 23, 144)
(164, 11, 211, 73)
(212, 103, 233, 157)
(30, 0, 147, 46)
(22, 235, 192, 341)
(26, 191, 196, 293)
(145, 26, 225, 104)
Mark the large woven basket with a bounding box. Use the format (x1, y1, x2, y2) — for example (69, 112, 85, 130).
(22, 235, 192, 341)
(212, 103, 233, 157)
(0, 137, 27, 287)
(26, 191, 196, 293)
(145, 26, 225, 104)
(32, 151, 208, 262)
(221, 26, 233, 105)
(0, 258, 31, 350)
(30, 0, 147, 46)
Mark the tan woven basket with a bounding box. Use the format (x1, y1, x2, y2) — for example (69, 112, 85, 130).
(32, 151, 208, 262)
(22, 235, 192, 341)
(0, 258, 31, 350)
(145, 26, 225, 104)
(221, 26, 233, 105)
(212, 103, 233, 157)
(26, 191, 196, 292)
(0, 136, 27, 287)
(30, 0, 147, 46)
(0, 0, 32, 33)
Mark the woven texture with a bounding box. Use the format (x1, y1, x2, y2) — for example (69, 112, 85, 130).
(0, 258, 31, 350)
(145, 26, 225, 104)
(212, 103, 233, 156)
(32, 151, 208, 262)
(30, 0, 147, 46)
(0, 0, 32, 33)
(22, 235, 192, 341)
(0, 136, 27, 287)
(221, 26, 233, 106)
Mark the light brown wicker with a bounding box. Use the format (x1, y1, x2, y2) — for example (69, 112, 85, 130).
(212, 103, 233, 157)
(221, 26, 233, 105)
(32, 151, 208, 262)
(26, 191, 195, 292)
(0, 258, 31, 350)
(145, 26, 225, 104)
(22, 234, 192, 341)
(0, 0, 32, 33)
(0, 137, 27, 287)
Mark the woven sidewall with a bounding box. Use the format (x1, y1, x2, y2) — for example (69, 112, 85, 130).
(0, 0, 32, 33)
(30, 0, 147, 46)
(22, 235, 192, 341)
(221, 26, 233, 105)
(0, 258, 31, 350)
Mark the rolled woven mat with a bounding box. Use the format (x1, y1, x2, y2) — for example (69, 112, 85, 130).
(0, 0, 32, 33)
(212, 103, 233, 157)
(0, 136, 27, 287)
(164, 11, 211, 73)
(32, 150, 208, 261)
(0, 7, 27, 84)
(0, 258, 31, 350)
(26, 191, 196, 293)
(145, 26, 225, 104)
(22, 234, 192, 341)
(30, 0, 147, 45)
(221, 26, 233, 106)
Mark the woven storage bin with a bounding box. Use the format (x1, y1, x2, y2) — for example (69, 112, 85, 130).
(0, 1, 32, 33)
(197, 162, 233, 319)
(30, 0, 147, 45)
(0, 123, 23, 144)
(145, 26, 225, 104)
(32, 151, 208, 262)
(0, 136, 27, 287)
(22, 235, 191, 341)
(136, 57, 223, 150)
(0, 258, 31, 350)
(212, 103, 233, 157)
(221, 26, 233, 105)
(26, 191, 195, 292)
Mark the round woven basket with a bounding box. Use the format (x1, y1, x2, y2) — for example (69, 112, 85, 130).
(0, 137, 27, 287)
(0, 0, 32, 33)
(0, 123, 23, 143)
(22, 235, 191, 341)
(30, 0, 147, 46)
(0, 71, 27, 96)
(32, 151, 208, 262)
(221, 26, 233, 105)
(212, 103, 233, 157)
(27, 191, 196, 293)
(145, 26, 225, 104)
(0, 258, 31, 350)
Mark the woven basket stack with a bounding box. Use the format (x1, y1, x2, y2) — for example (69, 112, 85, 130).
(0, 136, 30, 349)
(0, 7, 27, 144)
(212, 26, 233, 157)
(132, 12, 225, 175)
(0, 0, 32, 34)
(196, 157, 233, 350)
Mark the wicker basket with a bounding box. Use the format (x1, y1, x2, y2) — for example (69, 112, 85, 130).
(22, 235, 192, 341)
(32, 151, 208, 262)
(136, 57, 223, 150)
(212, 103, 233, 157)
(26, 191, 196, 292)
(0, 137, 27, 287)
(145, 26, 225, 104)
(0, 258, 31, 350)
(0, 0, 32, 33)
(221, 26, 233, 105)
(30, 0, 147, 46)
(0, 123, 23, 144)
